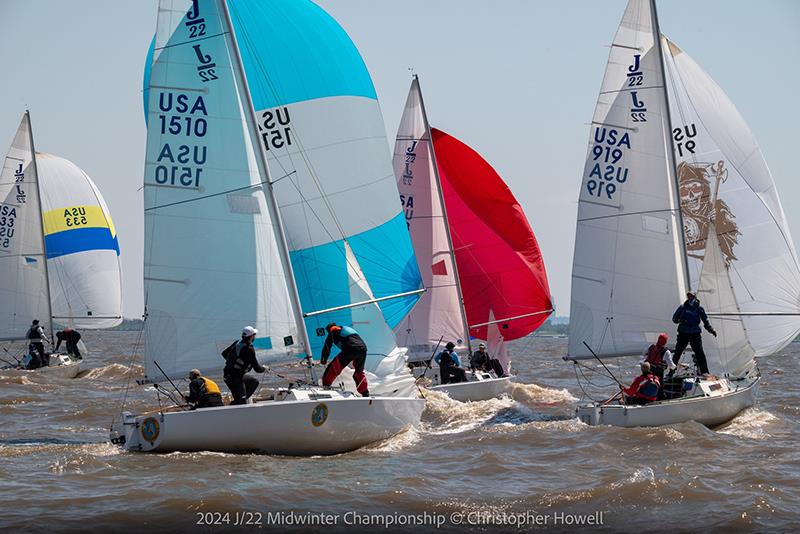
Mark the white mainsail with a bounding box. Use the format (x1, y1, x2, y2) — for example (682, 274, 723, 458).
(37, 153, 123, 329)
(569, 0, 686, 358)
(0, 113, 51, 341)
(662, 36, 800, 357)
(393, 77, 466, 353)
(142, 0, 302, 381)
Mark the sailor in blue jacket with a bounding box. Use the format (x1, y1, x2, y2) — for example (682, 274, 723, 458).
(671, 291, 717, 375)
(434, 342, 468, 384)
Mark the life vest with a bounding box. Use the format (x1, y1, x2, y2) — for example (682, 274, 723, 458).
(645, 344, 666, 370)
(331, 325, 359, 349)
(635, 374, 660, 401)
(224, 340, 252, 374)
(438, 350, 456, 368)
(199, 376, 221, 396)
(27, 326, 42, 341)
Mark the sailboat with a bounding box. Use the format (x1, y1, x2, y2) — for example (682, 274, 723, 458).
(567, 0, 800, 427)
(116, 0, 424, 454)
(0, 113, 123, 378)
(394, 76, 553, 402)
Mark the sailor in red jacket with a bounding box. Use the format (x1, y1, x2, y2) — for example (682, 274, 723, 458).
(622, 362, 660, 406)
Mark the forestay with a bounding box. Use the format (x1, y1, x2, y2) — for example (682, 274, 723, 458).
(568, 0, 686, 359)
(393, 77, 465, 353)
(662, 37, 800, 357)
(142, 0, 302, 381)
(0, 114, 51, 341)
(224, 0, 422, 357)
(37, 153, 122, 329)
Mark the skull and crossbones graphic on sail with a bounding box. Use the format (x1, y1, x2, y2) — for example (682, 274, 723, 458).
(678, 160, 740, 266)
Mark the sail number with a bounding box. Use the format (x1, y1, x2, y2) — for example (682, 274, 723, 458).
(152, 92, 208, 188)
(259, 107, 293, 151)
(63, 207, 88, 227)
(585, 127, 631, 201)
(0, 206, 17, 249)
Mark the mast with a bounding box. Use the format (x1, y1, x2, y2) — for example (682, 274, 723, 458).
(414, 75, 472, 354)
(650, 0, 691, 295)
(219, 0, 315, 367)
(26, 110, 54, 341)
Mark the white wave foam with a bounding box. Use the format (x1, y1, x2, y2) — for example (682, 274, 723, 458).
(509, 381, 578, 404)
(421, 390, 528, 435)
(717, 408, 778, 440)
(365, 426, 421, 453)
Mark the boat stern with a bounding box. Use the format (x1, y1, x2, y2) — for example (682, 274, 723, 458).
(576, 404, 602, 426)
(116, 411, 165, 452)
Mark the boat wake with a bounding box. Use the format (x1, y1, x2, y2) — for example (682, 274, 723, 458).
(364, 426, 422, 453)
(79, 363, 141, 381)
(509, 381, 578, 405)
(717, 408, 778, 440)
(420, 389, 571, 435)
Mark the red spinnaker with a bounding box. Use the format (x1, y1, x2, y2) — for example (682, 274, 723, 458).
(431, 128, 552, 341)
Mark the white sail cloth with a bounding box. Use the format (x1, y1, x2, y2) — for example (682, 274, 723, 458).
(0, 114, 51, 341)
(569, 0, 685, 359)
(663, 37, 800, 357)
(142, 0, 301, 381)
(37, 153, 123, 329)
(393, 77, 465, 353)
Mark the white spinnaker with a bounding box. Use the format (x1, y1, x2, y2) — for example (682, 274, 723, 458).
(663, 36, 800, 357)
(569, 0, 685, 358)
(697, 219, 755, 378)
(143, 0, 300, 381)
(37, 153, 123, 329)
(393, 77, 464, 352)
(0, 114, 51, 341)
(337, 242, 416, 397)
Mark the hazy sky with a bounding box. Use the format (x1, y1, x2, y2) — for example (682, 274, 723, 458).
(1, 0, 798, 318)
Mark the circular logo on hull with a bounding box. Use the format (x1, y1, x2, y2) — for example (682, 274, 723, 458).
(311, 403, 328, 427)
(141, 417, 160, 443)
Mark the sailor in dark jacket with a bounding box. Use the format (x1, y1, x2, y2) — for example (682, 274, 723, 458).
(222, 326, 266, 405)
(25, 319, 50, 368)
(435, 342, 468, 384)
(671, 291, 717, 375)
(185, 369, 223, 408)
(320, 323, 369, 397)
(54, 327, 82, 359)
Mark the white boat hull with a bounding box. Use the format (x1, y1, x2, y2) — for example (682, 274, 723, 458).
(0, 354, 81, 379)
(119, 389, 425, 455)
(429, 375, 512, 402)
(576, 376, 759, 428)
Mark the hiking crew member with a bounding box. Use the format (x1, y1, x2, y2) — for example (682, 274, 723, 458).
(54, 327, 82, 359)
(435, 342, 468, 384)
(320, 323, 369, 397)
(222, 326, 265, 405)
(622, 362, 660, 406)
(26, 319, 50, 368)
(642, 332, 676, 395)
(185, 369, 223, 408)
(469, 343, 505, 378)
(672, 291, 717, 375)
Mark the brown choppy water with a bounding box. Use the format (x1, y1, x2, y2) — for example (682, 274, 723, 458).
(0, 331, 798, 533)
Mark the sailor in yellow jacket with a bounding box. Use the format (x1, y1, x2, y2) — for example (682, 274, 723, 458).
(185, 369, 224, 408)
